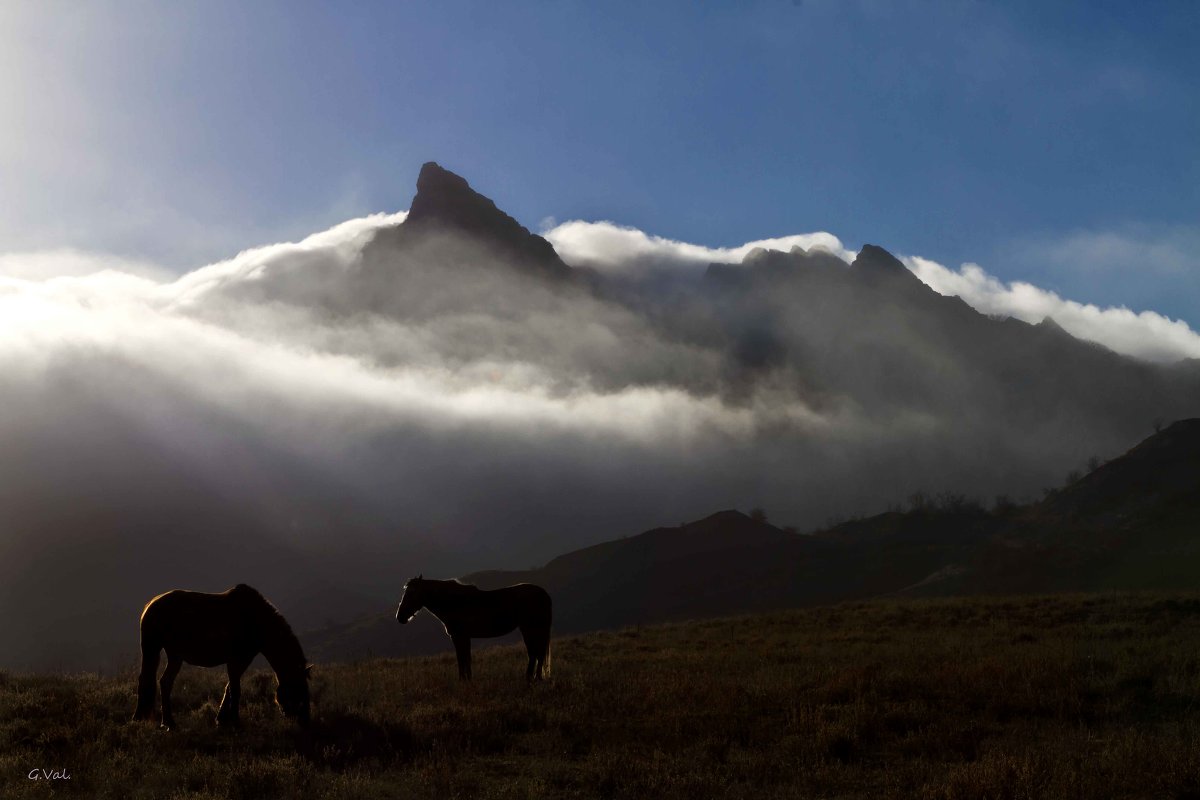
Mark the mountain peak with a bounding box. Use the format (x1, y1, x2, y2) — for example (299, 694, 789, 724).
(404, 162, 572, 279)
(852, 244, 907, 273)
(408, 162, 479, 222)
(850, 243, 935, 299)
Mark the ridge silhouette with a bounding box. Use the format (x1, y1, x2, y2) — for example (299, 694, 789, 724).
(308, 421, 1200, 662)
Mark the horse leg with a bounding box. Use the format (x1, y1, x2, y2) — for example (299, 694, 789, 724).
(520, 627, 537, 682)
(529, 627, 551, 681)
(159, 655, 182, 730)
(133, 643, 160, 721)
(217, 656, 251, 727)
(451, 633, 472, 680)
(537, 631, 551, 681)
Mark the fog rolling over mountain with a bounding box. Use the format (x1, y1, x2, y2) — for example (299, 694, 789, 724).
(1, 162, 1198, 670)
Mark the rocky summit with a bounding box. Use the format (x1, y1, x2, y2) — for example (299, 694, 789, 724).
(394, 161, 573, 280)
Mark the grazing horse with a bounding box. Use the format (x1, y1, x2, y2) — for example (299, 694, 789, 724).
(395, 576, 552, 681)
(132, 584, 311, 729)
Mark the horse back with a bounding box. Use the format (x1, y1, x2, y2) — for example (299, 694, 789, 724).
(490, 583, 552, 628)
(499, 583, 551, 615)
(432, 582, 551, 639)
(139, 588, 256, 667)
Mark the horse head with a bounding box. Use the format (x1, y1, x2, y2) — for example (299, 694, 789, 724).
(395, 574, 425, 624)
(275, 663, 312, 725)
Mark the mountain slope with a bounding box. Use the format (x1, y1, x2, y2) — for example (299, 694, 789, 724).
(829, 418, 1200, 596)
(308, 420, 1200, 662)
(955, 418, 1200, 594)
(1038, 418, 1200, 526)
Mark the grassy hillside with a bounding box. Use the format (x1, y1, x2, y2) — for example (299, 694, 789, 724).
(4, 593, 1200, 799)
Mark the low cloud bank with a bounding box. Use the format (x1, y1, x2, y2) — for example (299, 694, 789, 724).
(545, 219, 1200, 363)
(905, 256, 1200, 363)
(543, 220, 855, 276)
(0, 248, 171, 282)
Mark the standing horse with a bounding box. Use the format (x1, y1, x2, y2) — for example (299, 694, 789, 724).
(395, 576, 552, 681)
(132, 584, 311, 729)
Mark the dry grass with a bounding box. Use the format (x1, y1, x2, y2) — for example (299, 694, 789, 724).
(4, 593, 1200, 799)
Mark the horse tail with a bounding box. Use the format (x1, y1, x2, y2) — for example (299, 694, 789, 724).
(133, 594, 166, 721)
(133, 631, 160, 721)
(542, 590, 552, 678)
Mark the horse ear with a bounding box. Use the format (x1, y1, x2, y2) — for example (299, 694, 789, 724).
(418, 573, 423, 579)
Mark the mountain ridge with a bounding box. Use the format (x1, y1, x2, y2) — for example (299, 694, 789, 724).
(306, 419, 1200, 663)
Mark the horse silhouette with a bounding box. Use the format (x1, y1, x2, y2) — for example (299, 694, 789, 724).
(132, 584, 311, 729)
(395, 576, 552, 681)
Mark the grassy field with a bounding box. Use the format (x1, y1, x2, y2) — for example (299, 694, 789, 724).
(3, 593, 1200, 799)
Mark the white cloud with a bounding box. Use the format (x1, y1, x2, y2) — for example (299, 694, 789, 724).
(1023, 226, 1200, 277)
(0, 248, 172, 282)
(541, 218, 1200, 363)
(1, 212, 1197, 539)
(167, 211, 408, 306)
(0, 209, 816, 449)
(542, 220, 855, 275)
(904, 255, 1200, 363)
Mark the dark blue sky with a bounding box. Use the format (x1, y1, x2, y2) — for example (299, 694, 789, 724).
(2, 1, 1197, 321)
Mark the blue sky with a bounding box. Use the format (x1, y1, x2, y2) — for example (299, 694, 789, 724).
(1, 0, 1197, 322)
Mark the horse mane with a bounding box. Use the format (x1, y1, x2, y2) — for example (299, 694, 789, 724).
(231, 584, 307, 671)
(424, 578, 480, 595)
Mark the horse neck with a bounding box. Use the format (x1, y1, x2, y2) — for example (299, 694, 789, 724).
(259, 616, 305, 680)
(422, 584, 467, 620)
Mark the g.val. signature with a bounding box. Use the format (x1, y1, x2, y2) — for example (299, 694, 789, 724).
(28, 768, 71, 781)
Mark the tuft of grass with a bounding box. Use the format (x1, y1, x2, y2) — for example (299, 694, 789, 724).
(4, 592, 1200, 798)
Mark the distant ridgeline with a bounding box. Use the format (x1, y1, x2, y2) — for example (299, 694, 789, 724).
(308, 419, 1200, 663)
